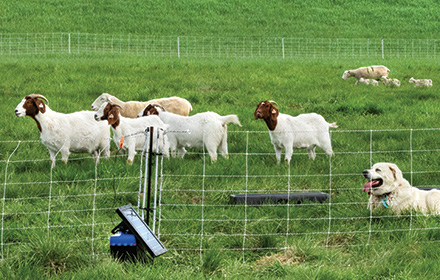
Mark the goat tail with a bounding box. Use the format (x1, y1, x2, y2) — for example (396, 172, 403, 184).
(328, 122, 338, 128)
(221, 115, 242, 127)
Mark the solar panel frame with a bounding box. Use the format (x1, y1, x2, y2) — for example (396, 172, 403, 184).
(115, 204, 167, 258)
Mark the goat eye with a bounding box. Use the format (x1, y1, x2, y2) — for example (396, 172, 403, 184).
(375, 168, 381, 172)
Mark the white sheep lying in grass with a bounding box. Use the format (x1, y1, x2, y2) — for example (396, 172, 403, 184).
(342, 65, 390, 85)
(254, 101, 337, 164)
(91, 93, 193, 118)
(94, 102, 169, 164)
(409, 77, 432, 87)
(381, 76, 401, 87)
(358, 78, 379, 86)
(15, 94, 111, 168)
(139, 104, 241, 162)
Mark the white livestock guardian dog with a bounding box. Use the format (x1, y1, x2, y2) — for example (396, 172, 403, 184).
(362, 162, 440, 215)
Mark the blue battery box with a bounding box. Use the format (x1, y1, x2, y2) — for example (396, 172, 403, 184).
(110, 231, 137, 260)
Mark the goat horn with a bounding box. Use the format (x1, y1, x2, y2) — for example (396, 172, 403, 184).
(148, 103, 166, 111)
(268, 100, 279, 107)
(28, 94, 49, 105)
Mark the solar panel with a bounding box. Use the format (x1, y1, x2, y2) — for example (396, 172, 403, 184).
(115, 204, 167, 258)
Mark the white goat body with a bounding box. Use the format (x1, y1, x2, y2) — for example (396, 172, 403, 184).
(15, 95, 110, 167)
(270, 114, 337, 163)
(139, 105, 241, 161)
(91, 93, 192, 118)
(358, 78, 379, 86)
(95, 102, 169, 164)
(381, 76, 401, 87)
(409, 77, 432, 87)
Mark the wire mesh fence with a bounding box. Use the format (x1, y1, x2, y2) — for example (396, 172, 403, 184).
(3, 128, 440, 260)
(1, 33, 440, 59)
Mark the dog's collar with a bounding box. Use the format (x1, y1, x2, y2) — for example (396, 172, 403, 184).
(382, 195, 389, 208)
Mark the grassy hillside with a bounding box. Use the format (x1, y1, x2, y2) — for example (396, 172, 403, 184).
(2, 0, 440, 38)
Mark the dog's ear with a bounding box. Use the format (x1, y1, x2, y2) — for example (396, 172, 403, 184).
(389, 166, 397, 181)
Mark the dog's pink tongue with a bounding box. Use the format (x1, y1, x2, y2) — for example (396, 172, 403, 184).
(363, 181, 372, 192)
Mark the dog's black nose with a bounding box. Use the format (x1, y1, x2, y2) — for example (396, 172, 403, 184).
(363, 170, 369, 178)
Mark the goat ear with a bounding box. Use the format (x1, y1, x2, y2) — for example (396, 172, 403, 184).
(35, 99, 46, 113)
(107, 106, 120, 125)
(107, 113, 116, 125)
(270, 107, 279, 121)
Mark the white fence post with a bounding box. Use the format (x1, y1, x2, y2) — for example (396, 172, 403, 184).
(381, 39, 384, 59)
(282, 37, 285, 59)
(68, 33, 71, 54)
(177, 36, 180, 58)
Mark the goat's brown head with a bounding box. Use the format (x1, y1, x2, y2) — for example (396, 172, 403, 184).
(139, 104, 164, 117)
(95, 102, 120, 127)
(15, 95, 50, 132)
(15, 94, 49, 118)
(254, 101, 279, 130)
(254, 100, 280, 130)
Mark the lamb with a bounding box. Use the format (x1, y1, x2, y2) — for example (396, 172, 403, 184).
(342, 65, 390, 85)
(254, 101, 337, 164)
(409, 77, 432, 87)
(91, 93, 193, 118)
(358, 78, 379, 86)
(381, 76, 401, 87)
(14, 94, 111, 168)
(94, 102, 170, 164)
(139, 104, 242, 162)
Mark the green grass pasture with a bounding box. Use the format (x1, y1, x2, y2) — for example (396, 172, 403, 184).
(1, 54, 440, 278)
(3, 1, 440, 38)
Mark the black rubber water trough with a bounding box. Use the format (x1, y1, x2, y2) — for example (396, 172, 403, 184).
(230, 192, 329, 205)
(419, 188, 440, 191)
